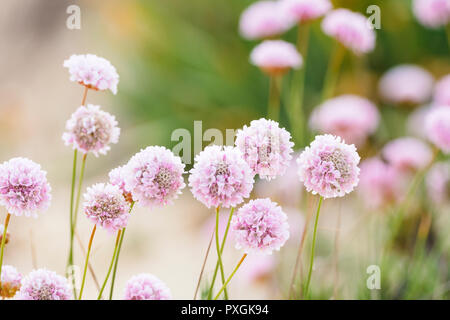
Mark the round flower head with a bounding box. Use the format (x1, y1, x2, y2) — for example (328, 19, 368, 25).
(426, 106, 450, 153)
(433, 74, 450, 106)
(407, 105, 433, 139)
(239, 1, 293, 40)
(109, 165, 133, 203)
(250, 40, 303, 76)
(1, 265, 22, 298)
(378, 65, 434, 105)
(297, 134, 360, 198)
(231, 198, 289, 255)
(235, 118, 294, 180)
(0, 224, 10, 245)
(0, 158, 51, 217)
(62, 104, 120, 157)
(189, 145, 254, 208)
(280, 0, 332, 24)
(124, 273, 171, 300)
(321, 9, 376, 55)
(63, 54, 119, 94)
(426, 161, 450, 204)
(382, 137, 433, 171)
(16, 269, 72, 300)
(309, 95, 379, 146)
(413, 0, 450, 29)
(83, 183, 130, 233)
(124, 146, 185, 208)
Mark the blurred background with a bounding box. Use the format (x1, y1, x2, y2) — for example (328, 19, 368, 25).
(0, 0, 448, 299)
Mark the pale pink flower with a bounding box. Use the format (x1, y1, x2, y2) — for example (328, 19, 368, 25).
(426, 106, 450, 153)
(280, 0, 332, 24)
(231, 198, 289, 255)
(413, 0, 450, 29)
(321, 9, 376, 55)
(124, 146, 185, 208)
(16, 269, 72, 300)
(309, 95, 380, 146)
(63, 54, 119, 94)
(109, 165, 133, 203)
(189, 146, 254, 209)
(433, 74, 450, 106)
(235, 118, 294, 180)
(297, 134, 360, 198)
(1, 265, 22, 298)
(239, 1, 293, 40)
(124, 274, 171, 300)
(62, 104, 120, 157)
(238, 254, 276, 284)
(250, 40, 303, 76)
(382, 137, 433, 171)
(378, 65, 434, 105)
(426, 162, 450, 204)
(407, 105, 433, 139)
(0, 158, 51, 217)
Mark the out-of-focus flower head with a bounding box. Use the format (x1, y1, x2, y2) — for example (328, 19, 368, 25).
(321, 9, 376, 55)
(309, 95, 380, 146)
(433, 74, 450, 106)
(407, 105, 433, 139)
(63, 54, 119, 94)
(189, 146, 254, 209)
(0, 158, 51, 218)
(297, 134, 360, 199)
(382, 137, 433, 172)
(412, 0, 450, 29)
(426, 161, 450, 204)
(250, 40, 303, 76)
(231, 198, 289, 255)
(62, 104, 120, 157)
(16, 269, 72, 300)
(0, 224, 10, 245)
(238, 254, 277, 285)
(124, 273, 171, 300)
(0, 265, 22, 299)
(235, 118, 294, 180)
(378, 64, 434, 105)
(280, 0, 332, 24)
(426, 106, 450, 153)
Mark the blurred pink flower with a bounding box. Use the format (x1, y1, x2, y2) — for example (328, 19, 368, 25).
(297, 134, 360, 199)
(382, 137, 433, 171)
(238, 254, 276, 284)
(413, 0, 450, 29)
(0, 265, 22, 299)
(378, 65, 434, 105)
(280, 0, 332, 24)
(407, 105, 432, 139)
(250, 40, 303, 76)
(124, 273, 171, 300)
(62, 104, 120, 157)
(235, 118, 294, 180)
(231, 198, 289, 255)
(63, 54, 119, 94)
(426, 162, 449, 204)
(189, 146, 254, 209)
(0, 158, 51, 218)
(321, 9, 376, 55)
(16, 269, 72, 300)
(433, 74, 450, 106)
(426, 106, 450, 153)
(309, 95, 380, 146)
(239, 1, 293, 40)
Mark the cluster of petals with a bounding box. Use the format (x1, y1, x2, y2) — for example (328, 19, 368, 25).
(235, 118, 294, 180)
(412, 0, 450, 29)
(0, 265, 22, 298)
(280, 0, 332, 24)
(433, 74, 450, 106)
(426, 106, 450, 153)
(15, 269, 72, 300)
(124, 273, 171, 300)
(382, 137, 433, 171)
(0, 157, 51, 217)
(297, 134, 360, 198)
(426, 161, 450, 204)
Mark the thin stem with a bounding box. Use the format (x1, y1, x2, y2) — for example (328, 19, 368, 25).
(321, 42, 346, 101)
(214, 254, 247, 300)
(75, 230, 101, 292)
(268, 75, 281, 121)
(207, 207, 235, 300)
(304, 196, 323, 299)
(78, 225, 96, 300)
(0, 213, 11, 289)
(73, 154, 87, 233)
(81, 86, 89, 106)
(332, 203, 342, 299)
(215, 207, 228, 299)
(67, 149, 78, 297)
(97, 230, 122, 300)
(193, 229, 215, 300)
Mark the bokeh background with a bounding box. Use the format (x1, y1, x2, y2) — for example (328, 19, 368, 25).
(0, 0, 448, 299)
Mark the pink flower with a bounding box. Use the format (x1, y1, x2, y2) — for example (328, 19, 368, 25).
(280, 0, 332, 24)
(235, 118, 294, 180)
(358, 157, 404, 208)
(309, 95, 380, 146)
(83, 183, 130, 233)
(124, 274, 171, 300)
(62, 104, 120, 157)
(426, 162, 450, 204)
(433, 74, 450, 106)
(124, 146, 186, 208)
(1, 265, 22, 299)
(250, 40, 303, 76)
(16, 269, 72, 300)
(407, 105, 433, 139)
(0, 158, 51, 217)
(189, 146, 254, 209)
(238, 254, 276, 284)
(378, 65, 434, 105)
(426, 106, 450, 153)
(382, 137, 433, 171)
(413, 0, 450, 29)
(297, 134, 360, 198)
(231, 198, 289, 255)
(109, 165, 133, 203)
(321, 9, 376, 55)
(63, 54, 119, 94)
(239, 1, 293, 40)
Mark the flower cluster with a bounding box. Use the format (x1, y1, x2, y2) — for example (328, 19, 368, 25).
(0, 265, 22, 298)
(426, 106, 450, 153)
(124, 273, 172, 300)
(382, 137, 433, 171)
(281, 0, 332, 24)
(413, 0, 450, 29)
(16, 269, 72, 300)
(433, 75, 450, 106)
(426, 162, 450, 204)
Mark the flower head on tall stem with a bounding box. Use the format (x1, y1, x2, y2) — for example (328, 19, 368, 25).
(426, 106, 450, 153)
(280, 0, 332, 24)
(124, 274, 172, 300)
(426, 161, 450, 204)
(433, 74, 450, 106)
(16, 269, 72, 300)
(0, 265, 22, 298)
(412, 0, 450, 29)
(382, 137, 433, 172)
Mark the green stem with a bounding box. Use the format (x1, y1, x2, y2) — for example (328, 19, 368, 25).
(0, 213, 11, 290)
(321, 42, 346, 101)
(215, 207, 228, 299)
(73, 154, 87, 235)
(268, 76, 281, 121)
(214, 254, 247, 300)
(67, 149, 78, 298)
(304, 196, 323, 299)
(78, 225, 96, 300)
(97, 230, 122, 300)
